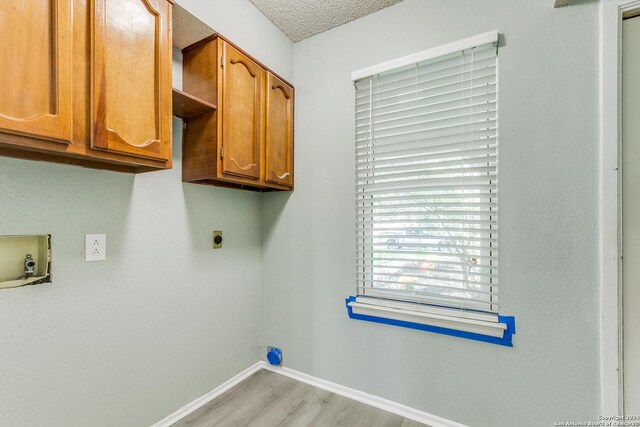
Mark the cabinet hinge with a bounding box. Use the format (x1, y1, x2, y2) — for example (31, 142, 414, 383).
(220, 147, 224, 158)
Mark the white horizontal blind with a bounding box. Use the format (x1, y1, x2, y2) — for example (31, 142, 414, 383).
(355, 40, 498, 314)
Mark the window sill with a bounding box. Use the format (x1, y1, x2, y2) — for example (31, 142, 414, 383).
(345, 296, 516, 347)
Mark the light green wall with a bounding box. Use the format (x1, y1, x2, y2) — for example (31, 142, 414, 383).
(262, 0, 601, 426)
(0, 1, 292, 426)
(0, 0, 602, 425)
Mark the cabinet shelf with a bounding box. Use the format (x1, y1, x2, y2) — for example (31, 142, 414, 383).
(172, 89, 217, 119)
(173, 3, 216, 50)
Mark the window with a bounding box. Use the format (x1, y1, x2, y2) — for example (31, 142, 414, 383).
(346, 31, 514, 346)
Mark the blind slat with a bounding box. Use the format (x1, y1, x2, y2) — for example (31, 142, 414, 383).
(358, 265, 498, 279)
(356, 93, 496, 122)
(357, 278, 496, 295)
(355, 46, 497, 91)
(356, 102, 496, 130)
(359, 275, 498, 290)
(354, 40, 498, 84)
(358, 150, 496, 170)
(359, 178, 497, 193)
(356, 128, 496, 152)
(367, 233, 497, 243)
(356, 259, 498, 272)
(356, 81, 497, 111)
(357, 167, 496, 184)
(356, 191, 498, 203)
(356, 142, 496, 163)
(357, 211, 498, 221)
(355, 63, 497, 102)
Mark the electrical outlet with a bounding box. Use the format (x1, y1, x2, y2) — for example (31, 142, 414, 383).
(85, 234, 106, 262)
(213, 231, 222, 249)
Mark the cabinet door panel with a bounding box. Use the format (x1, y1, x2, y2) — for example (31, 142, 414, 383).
(91, 0, 171, 162)
(221, 43, 261, 180)
(0, 0, 72, 143)
(265, 73, 294, 188)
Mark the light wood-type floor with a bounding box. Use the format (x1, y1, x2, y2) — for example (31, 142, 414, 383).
(172, 369, 429, 427)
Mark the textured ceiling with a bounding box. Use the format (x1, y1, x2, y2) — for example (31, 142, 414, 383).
(249, 0, 404, 42)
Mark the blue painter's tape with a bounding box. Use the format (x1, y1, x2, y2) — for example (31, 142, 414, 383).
(345, 296, 516, 347)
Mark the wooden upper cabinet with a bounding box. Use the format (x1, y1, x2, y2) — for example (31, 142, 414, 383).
(220, 42, 262, 180)
(90, 0, 172, 162)
(180, 35, 294, 191)
(0, 0, 73, 144)
(265, 73, 294, 188)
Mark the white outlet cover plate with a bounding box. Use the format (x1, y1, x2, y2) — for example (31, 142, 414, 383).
(85, 234, 106, 262)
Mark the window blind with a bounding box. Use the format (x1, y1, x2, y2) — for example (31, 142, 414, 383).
(354, 37, 499, 316)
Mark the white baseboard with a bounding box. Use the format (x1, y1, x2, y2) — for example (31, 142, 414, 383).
(152, 360, 467, 427)
(151, 361, 264, 427)
(262, 363, 468, 427)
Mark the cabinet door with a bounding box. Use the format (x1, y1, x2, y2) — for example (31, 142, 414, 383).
(0, 0, 72, 144)
(90, 0, 172, 162)
(265, 73, 294, 188)
(221, 42, 262, 180)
